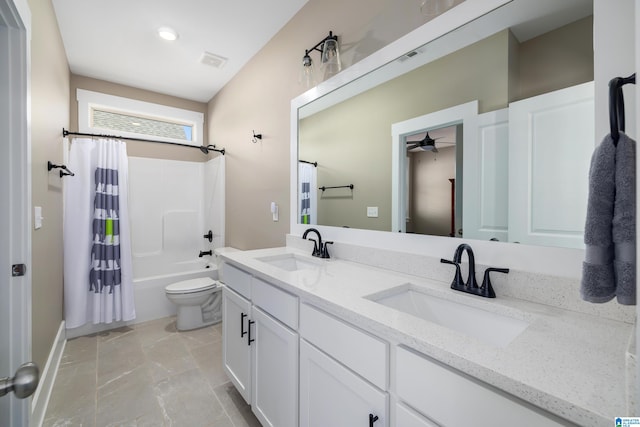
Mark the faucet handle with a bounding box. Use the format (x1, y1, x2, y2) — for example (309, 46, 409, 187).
(440, 258, 465, 290)
(308, 238, 320, 257)
(481, 267, 509, 298)
(321, 241, 333, 259)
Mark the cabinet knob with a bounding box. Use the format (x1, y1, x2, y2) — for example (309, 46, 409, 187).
(369, 413, 379, 426)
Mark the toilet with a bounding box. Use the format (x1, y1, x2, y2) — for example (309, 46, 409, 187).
(165, 277, 222, 331)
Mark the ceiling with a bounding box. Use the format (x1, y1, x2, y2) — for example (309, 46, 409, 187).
(52, 0, 309, 103)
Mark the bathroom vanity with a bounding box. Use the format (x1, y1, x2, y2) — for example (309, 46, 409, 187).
(218, 244, 633, 427)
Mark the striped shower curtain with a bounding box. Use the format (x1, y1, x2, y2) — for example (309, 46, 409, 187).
(63, 138, 135, 328)
(299, 162, 317, 225)
(90, 165, 122, 293)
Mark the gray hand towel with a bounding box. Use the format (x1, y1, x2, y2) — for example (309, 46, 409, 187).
(612, 132, 636, 305)
(581, 134, 616, 303)
(581, 132, 637, 305)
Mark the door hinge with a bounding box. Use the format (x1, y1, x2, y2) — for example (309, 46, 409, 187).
(11, 264, 26, 277)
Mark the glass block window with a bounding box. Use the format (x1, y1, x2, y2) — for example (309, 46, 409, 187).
(77, 89, 204, 147)
(92, 109, 194, 142)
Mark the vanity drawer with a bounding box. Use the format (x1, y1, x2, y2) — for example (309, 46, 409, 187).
(222, 263, 251, 298)
(251, 277, 298, 330)
(300, 304, 388, 389)
(396, 346, 567, 427)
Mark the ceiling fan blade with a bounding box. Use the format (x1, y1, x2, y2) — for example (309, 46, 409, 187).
(407, 143, 420, 150)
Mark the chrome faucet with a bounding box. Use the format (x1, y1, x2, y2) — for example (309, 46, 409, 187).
(199, 250, 212, 257)
(302, 228, 332, 258)
(440, 244, 508, 298)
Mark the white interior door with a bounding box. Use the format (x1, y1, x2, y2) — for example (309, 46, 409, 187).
(464, 108, 509, 242)
(0, 0, 34, 425)
(508, 81, 594, 249)
(391, 101, 478, 234)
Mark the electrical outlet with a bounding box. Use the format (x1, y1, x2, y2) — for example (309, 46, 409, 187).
(367, 206, 378, 218)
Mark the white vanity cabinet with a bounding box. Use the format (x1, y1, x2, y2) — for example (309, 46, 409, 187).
(221, 263, 299, 427)
(395, 346, 569, 427)
(299, 304, 388, 427)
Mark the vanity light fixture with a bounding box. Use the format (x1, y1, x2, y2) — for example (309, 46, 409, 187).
(157, 26, 179, 41)
(300, 31, 342, 88)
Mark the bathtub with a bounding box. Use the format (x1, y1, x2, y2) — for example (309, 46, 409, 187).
(66, 256, 218, 339)
(132, 256, 219, 324)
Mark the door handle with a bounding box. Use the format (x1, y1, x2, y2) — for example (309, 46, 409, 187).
(0, 362, 39, 399)
(240, 312, 247, 338)
(248, 320, 255, 345)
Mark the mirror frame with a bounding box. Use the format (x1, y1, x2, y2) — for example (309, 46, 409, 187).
(290, 0, 584, 278)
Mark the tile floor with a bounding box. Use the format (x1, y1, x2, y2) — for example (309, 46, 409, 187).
(43, 317, 261, 427)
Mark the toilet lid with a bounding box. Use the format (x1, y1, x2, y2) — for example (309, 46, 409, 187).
(165, 277, 218, 294)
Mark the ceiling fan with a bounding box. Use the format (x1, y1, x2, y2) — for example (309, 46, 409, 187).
(406, 132, 444, 153)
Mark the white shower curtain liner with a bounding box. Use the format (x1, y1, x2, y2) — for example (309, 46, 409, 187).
(63, 138, 135, 329)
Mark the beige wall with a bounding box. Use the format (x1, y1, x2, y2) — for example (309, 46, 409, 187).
(516, 16, 593, 101)
(29, 0, 69, 369)
(300, 30, 510, 231)
(207, 0, 441, 249)
(70, 75, 209, 162)
(409, 146, 456, 236)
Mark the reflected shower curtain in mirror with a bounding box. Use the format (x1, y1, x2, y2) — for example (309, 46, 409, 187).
(63, 138, 135, 328)
(299, 162, 317, 224)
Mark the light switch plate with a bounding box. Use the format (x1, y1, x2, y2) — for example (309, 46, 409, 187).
(367, 206, 378, 218)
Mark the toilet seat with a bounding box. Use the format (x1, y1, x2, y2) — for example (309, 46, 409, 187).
(165, 277, 218, 295)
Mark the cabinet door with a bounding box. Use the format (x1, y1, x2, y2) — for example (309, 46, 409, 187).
(222, 286, 252, 404)
(252, 307, 299, 427)
(300, 340, 387, 427)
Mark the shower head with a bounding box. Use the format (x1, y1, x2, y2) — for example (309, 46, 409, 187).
(199, 146, 209, 154)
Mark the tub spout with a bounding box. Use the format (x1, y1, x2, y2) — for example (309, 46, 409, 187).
(199, 250, 212, 257)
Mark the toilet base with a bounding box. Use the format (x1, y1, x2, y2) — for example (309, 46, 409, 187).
(176, 305, 218, 331)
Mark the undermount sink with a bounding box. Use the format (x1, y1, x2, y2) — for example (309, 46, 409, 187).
(366, 284, 530, 348)
(256, 253, 324, 272)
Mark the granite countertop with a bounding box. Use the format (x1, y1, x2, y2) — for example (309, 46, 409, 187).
(218, 246, 633, 427)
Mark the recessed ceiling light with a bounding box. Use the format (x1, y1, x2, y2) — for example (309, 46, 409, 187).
(157, 27, 178, 41)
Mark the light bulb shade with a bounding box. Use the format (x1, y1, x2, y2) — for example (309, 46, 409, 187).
(299, 54, 317, 88)
(321, 38, 341, 79)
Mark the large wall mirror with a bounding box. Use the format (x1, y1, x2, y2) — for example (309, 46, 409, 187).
(294, 0, 594, 250)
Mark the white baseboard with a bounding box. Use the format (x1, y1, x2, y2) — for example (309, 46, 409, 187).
(30, 321, 66, 427)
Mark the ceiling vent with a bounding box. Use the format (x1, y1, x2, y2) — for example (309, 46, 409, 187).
(398, 50, 419, 62)
(200, 52, 228, 69)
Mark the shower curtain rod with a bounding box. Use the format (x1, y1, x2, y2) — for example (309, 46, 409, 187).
(62, 128, 225, 155)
